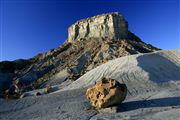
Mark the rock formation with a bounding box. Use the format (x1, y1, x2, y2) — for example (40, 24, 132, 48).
(86, 78, 127, 109)
(68, 12, 128, 42)
(0, 12, 160, 99)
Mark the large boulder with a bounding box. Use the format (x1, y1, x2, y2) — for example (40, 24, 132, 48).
(86, 77, 127, 109)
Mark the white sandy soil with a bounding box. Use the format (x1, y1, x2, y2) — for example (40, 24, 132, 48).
(0, 50, 180, 120)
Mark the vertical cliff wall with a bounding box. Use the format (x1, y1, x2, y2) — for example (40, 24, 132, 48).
(68, 12, 128, 42)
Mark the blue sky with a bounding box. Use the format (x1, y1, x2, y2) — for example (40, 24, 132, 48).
(0, 0, 179, 61)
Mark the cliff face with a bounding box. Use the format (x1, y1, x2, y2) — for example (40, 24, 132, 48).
(68, 12, 128, 42)
(1, 12, 160, 99)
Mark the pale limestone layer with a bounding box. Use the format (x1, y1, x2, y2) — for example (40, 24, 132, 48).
(68, 12, 128, 42)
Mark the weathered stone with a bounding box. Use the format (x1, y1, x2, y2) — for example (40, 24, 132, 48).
(86, 78, 127, 109)
(13, 80, 23, 89)
(35, 92, 41, 96)
(68, 12, 128, 42)
(44, 85, 53, 93)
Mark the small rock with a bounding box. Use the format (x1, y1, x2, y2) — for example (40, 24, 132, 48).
(44, 85, 53, 93)
(35, 92, 41, 96)
(20, 93, 28, 98)
(86, 77, 127, 109)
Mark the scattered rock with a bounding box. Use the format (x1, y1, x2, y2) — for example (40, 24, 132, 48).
(44, 85, 53, 93)
(20, 93, 28, 98)
(86, 77, 127, 109)
(13, 79, 23, 89)
(35, 92, 41, 96)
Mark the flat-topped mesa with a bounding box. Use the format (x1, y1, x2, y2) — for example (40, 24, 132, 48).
(68, 12, 128, 43)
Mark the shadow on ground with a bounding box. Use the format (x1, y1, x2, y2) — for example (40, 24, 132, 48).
(118, 97, 180, 112)
(137, 54, 180, 83)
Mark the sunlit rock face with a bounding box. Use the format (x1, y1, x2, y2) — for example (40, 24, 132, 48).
(86, 78, 127, 109)
(68, 12, 128, 42)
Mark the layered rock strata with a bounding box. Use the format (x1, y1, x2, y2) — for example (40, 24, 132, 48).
(68, 12, 128, 42)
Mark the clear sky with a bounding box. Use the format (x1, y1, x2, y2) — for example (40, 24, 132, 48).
(0, 0, 179, 61)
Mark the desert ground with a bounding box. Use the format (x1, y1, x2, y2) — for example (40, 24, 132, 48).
(0, 50, 179, 120)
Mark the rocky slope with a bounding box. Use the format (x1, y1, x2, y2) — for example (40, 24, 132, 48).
(0, 12, 159, 98)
